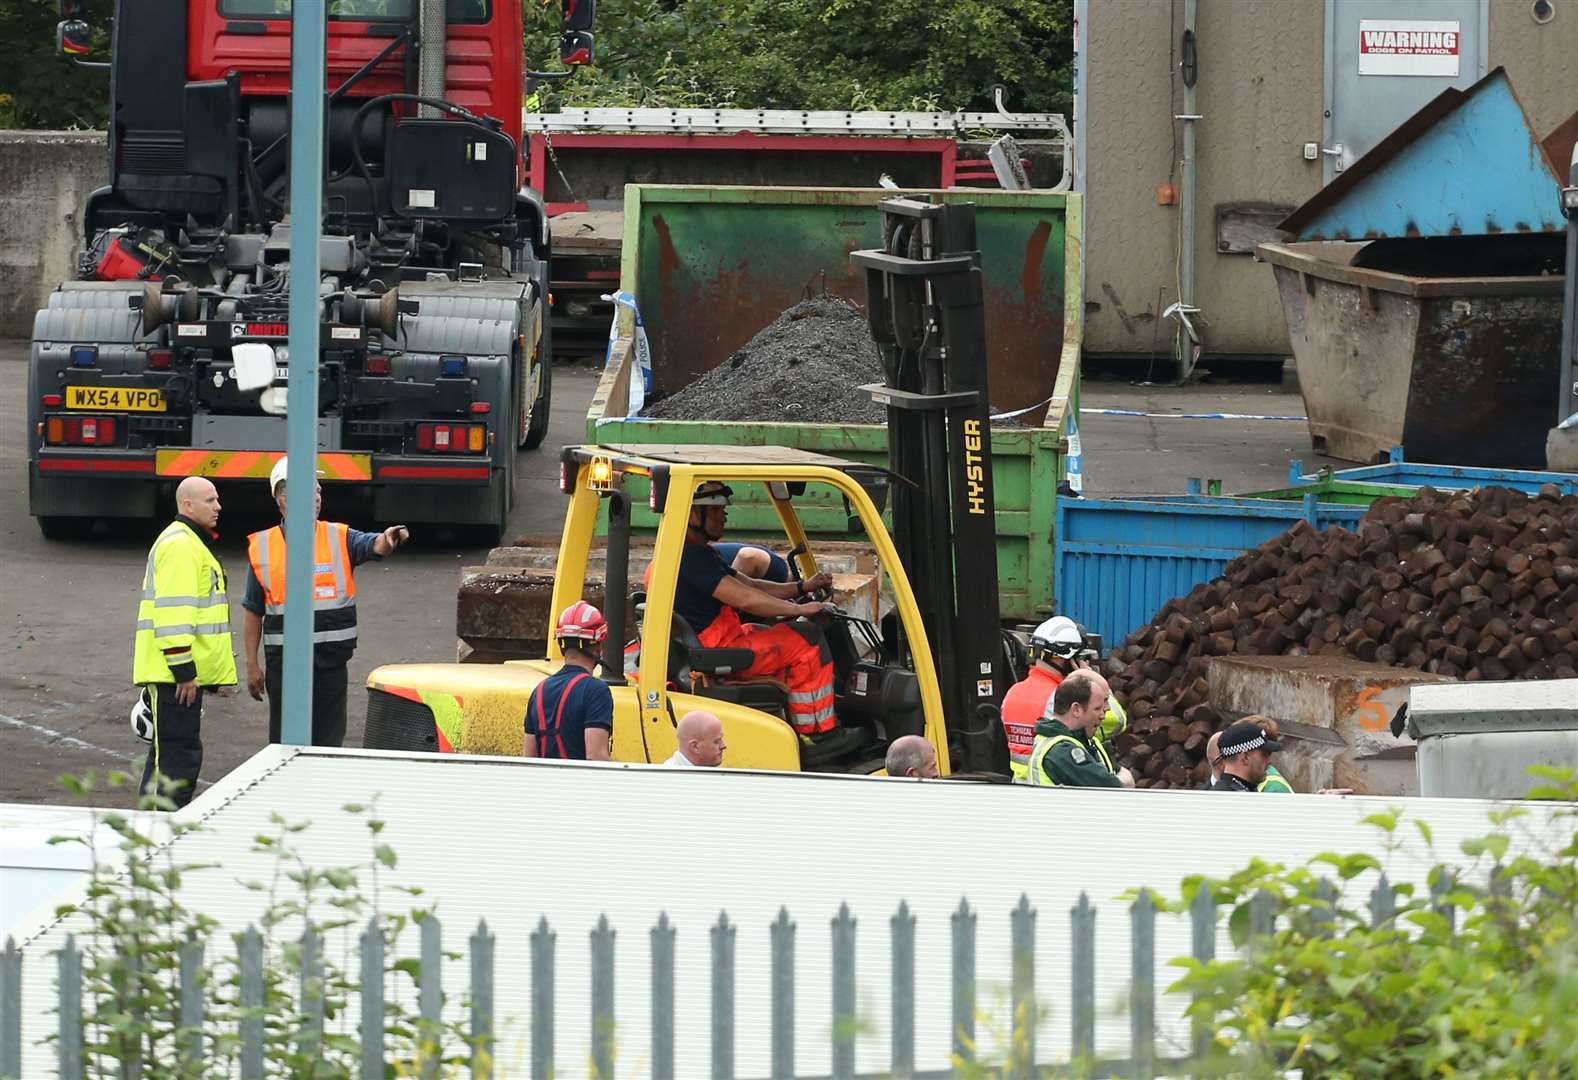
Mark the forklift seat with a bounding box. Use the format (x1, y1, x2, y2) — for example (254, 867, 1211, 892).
(646, 607, 872, 770)
(667, 613, 792, 720)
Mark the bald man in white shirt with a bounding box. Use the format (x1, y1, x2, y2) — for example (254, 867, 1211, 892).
(666, 710, 726, 767)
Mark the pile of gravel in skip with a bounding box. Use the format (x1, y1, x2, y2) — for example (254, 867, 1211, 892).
(641, 296, 1029, 426)
(642, 297, 889, 424)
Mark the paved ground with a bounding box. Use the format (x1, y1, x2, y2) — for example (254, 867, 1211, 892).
(0, 340, 1341, 804)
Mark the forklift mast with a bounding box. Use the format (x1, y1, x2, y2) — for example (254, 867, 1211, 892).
(852, 198, 1009, 775)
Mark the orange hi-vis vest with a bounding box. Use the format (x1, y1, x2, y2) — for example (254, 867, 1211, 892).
(246, 521, 358, 665)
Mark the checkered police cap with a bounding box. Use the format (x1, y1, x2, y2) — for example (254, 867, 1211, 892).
(1217, 722, 1283, 760)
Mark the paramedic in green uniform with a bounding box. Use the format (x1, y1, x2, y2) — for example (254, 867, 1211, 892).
(1024, 671, 1136, 789)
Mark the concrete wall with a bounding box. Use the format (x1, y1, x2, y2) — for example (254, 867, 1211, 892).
(1491, 0, 1578, 137)
(0, 132, 106, 339)
(1084, 0, 1577, 360)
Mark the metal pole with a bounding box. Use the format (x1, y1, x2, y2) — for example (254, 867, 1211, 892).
(1177, 0, 1199, 382)
(282, 0, 325, 746)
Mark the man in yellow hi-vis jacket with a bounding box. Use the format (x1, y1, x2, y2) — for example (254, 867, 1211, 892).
(133, 476, 236, 808)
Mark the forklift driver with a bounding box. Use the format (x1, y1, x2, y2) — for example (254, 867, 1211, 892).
(674, 482, 840, 734)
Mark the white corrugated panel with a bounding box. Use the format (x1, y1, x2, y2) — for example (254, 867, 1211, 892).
(1, 804, 166, 935)
(14, 748, 1572, 1078)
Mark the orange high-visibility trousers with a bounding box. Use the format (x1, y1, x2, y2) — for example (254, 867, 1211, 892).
(699, 606, 836, 734)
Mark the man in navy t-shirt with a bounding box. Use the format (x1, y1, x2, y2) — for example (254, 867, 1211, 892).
(711, 542, 792, 583)
(672, 482, 841, 735)
(524, 601, 615, 760)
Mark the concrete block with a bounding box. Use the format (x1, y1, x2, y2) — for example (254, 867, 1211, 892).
(455, 565, 611, 662)
(1208, 654, 1453, 795)
(0, 131, 107, 338)
(455, 559, 881, 665)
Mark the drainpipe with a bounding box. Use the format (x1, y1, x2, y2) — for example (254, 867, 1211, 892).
(417, 0, 446, 117)
(1560, 142, 1577, 425)
(1072, 0, 1088, 195)
(1176, 0, 1202, 381)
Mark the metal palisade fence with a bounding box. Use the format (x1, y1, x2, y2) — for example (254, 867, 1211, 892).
(0, 880, 1417, 1079)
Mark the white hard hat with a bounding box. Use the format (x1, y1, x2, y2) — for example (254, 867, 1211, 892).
(692, 481, 734, 507)
(269, 457, 324, 495)
(1032, 616, 1083, 646)
(130, 689, 153, 743)
(1029, 615, 1084, 662)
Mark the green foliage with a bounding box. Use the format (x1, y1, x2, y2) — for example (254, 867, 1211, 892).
(1162, 769, 1578, 1079)
(48, 773, 473, 1078)
(0, 0, 113, 129)
(2, 1, 1071, 130)
(528, 0, 1072, 115)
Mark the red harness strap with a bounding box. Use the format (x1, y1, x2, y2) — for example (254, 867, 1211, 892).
(531, 671, 592, 759)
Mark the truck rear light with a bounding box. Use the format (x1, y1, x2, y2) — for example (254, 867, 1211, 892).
(365, 355, 391, 376)
(41, 393, 63, 407)
(45, 415, 117, 446)
(70, 345, 98, 368)
(147, 350, 173, 370)
(469, 402, 491, 414)
(414, 422, 485, 453)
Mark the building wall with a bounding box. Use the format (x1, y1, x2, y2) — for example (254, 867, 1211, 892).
(1085, 0, 1576, 360)
(1490, 0, 1578, 137)
(0, 132, 106, 339)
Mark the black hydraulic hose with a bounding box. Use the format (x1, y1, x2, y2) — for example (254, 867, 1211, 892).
(252, 30, 414, 177)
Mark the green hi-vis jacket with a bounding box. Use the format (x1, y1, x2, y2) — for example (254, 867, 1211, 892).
(1025, 716, 1124, 788)
(1258, 765, 1294, 793)
(133, 518, 237, 687)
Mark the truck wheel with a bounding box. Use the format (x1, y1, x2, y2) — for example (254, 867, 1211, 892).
(521, 348, 552, 450)
(37, 516, 90, 541)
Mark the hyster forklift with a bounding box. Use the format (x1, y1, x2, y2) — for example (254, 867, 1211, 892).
(364, 198, 1014, 775)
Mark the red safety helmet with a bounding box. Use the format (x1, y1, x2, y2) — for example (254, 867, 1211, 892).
(556, 601, 609, 646)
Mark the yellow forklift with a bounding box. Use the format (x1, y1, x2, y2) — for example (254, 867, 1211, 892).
(364, 197, 1014, 774)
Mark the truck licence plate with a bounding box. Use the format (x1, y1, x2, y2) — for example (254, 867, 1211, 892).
(66, 386, 167, 412)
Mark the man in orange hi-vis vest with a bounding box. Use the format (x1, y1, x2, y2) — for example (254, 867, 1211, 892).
(241, 458, 408, 746)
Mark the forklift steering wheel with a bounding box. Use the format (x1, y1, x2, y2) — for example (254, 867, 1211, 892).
(785, 542, 834, 604)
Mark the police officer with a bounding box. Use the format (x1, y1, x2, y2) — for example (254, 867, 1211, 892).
(133, 476, 236, 808)
(1024, 671, 1136, 789)
(524, 602, 615, 761)
(241, 458, 407, 747)
(1004, 617, 1128, 782)
(1208, 721, 1283, 792)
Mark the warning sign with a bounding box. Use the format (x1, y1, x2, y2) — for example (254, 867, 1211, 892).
(1359, 19, 1460, 77)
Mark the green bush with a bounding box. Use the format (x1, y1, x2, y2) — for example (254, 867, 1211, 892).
(47, 772, 474, 1078)
(526, 0, 1072, 115)
(1163, 768, 1578, 1079)
(0, 0, 112, 129)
